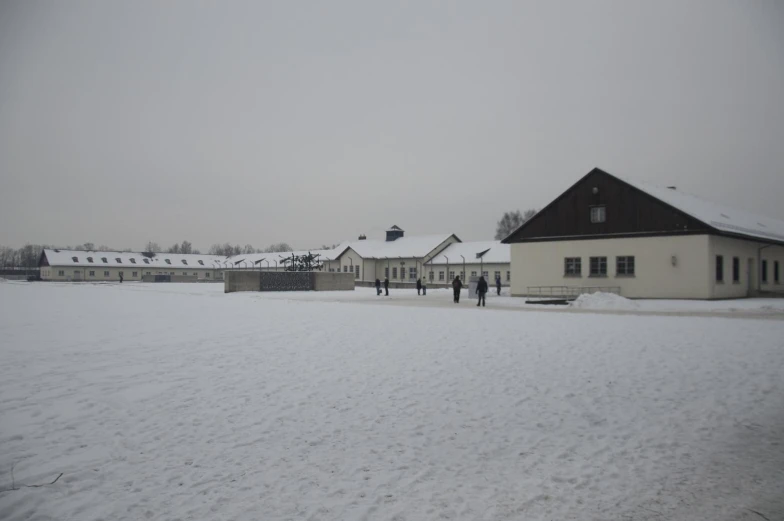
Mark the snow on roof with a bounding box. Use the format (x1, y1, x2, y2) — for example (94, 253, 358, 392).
(617, 175, 784, 244)
(427, 241, 509, 265)
(336, 234, 456, 259)
(386, 225, 404, 232)
(43, 249, 229, 268)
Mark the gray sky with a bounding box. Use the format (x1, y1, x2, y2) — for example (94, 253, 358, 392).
(1, 0, 783, 251)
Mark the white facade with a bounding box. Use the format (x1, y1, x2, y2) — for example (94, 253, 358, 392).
(510, 234, 784, 299)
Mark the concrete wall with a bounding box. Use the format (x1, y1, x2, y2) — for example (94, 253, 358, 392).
(708, 236, 784, 298)
(224, 271, 355, 293)
(509, 234, 713, 299)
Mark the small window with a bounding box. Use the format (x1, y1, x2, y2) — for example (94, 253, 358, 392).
(206, 272, 211, 278)
(344, 266, 348, 273)
(104, 271, 110, 277)
(115, 257, 122, 263)
(775, 261, 780, 284)
(410, 268, 417, 280)
(72, 256, 78, 262)
(590, 206, 606, 223)
(732, 257, 740, 283)
(385, 267, 389, 278)
(355, 265, 360, 278)
(146, 271, 151, 275)
(87, 257, 94, 263)
(616, 256, 635, 276)
(198, 260, 204, 266)
(506, 271, 510, 281)
(400, 267, 405, 279)
(449, 271, 455, 279)
(132, 272, 138, 277)
(143, 258, 150, 264)
(471, 271, 477, 277)
(494, 271, 501, 281)
(589, 257, 607, 276)
(392, 267, 398, 279)
(58, 270, 65, 276)
(101, 257, 108, 263)
(761, 260, 768, 283)
(130, 258, 136, 264)
(482, 271, 488, 278)
(564, 257, 581, 276)
(439, 271, 444, 281)
(715, 255, 724, 282)
(165, 259, 171, 265)
(182, 272, 188, 276)
(182, 260, 188, 265)
(89, 270, 95, 276)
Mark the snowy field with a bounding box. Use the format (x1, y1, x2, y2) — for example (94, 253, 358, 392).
(1, 282, 783, 521)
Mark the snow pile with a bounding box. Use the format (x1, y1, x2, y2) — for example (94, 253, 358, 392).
(570, 291, 640, 310)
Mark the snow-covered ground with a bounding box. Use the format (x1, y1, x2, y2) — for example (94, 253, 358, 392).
(1, 281, 783, 521)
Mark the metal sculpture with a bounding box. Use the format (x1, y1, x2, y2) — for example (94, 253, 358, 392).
(283, 252, 323, 272)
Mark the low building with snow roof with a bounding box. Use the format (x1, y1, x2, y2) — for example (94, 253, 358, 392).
(426, 241, 510, 285)
(326, 226, 461, 285)
(38, 249, 230, 282)
(502, 167, 784, 299)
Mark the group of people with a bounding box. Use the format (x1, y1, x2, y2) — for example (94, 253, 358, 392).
(374, 274, 502, 307)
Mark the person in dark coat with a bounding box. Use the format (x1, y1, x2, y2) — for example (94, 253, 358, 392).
(496, 275, 501, 296)
(375, 278, 381, 296)
(452, 276, 463, 303)
(416, 278, 422, 295)
(476, 276, 488, 307)
(383, 277, 389, 296)
(119, 273, 123, 283)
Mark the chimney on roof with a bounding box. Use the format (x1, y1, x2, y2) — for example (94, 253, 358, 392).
(386, 225, 404, 242)
(358, 234, 367, 240)
(667, 186, 677, 190)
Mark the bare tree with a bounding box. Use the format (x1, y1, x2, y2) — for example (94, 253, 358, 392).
(242, 244, 256, 254)
(167, 243, 181, 254)
(145, 241, 161, 253)
(263, 243, 293, 253)
(495, 209, 536, 240)
(180, 241, 193, 254)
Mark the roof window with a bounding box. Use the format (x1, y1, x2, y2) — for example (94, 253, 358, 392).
(87, 257, 94, 263)
(181, 259, 188, 265)
(143, 258, 150, 264)
(72, 256, 78, 262)
(116, 258, 122, 263)
(101, 257, 108, 263)
(165, 259, 171, 264)
(198, 260, 204, 265)
(130, 258, 137, 264)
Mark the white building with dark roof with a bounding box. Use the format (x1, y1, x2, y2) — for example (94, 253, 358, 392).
(502, 167, 784, 299)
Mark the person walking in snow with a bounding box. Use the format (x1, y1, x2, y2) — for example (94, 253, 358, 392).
(421, 276, 427, 296)
(416, 278, 422, 295)
(452, 275, 463, 303)
(383, 277, 389, 296)
(476, 276, 488, 307)
(375, 278, 381, 296)
(496, 275, 501, 296)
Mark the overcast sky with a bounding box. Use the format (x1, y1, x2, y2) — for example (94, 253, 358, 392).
(1, 0, 782, 251)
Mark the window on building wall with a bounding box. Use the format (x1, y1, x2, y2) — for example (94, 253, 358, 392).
(439, 271, 444, 280)
(590, 206, 606, 223)
(401, 267, 406, 279)
(87, 257, 94, 263)
(205, 272, 210, 278)
(385, 267, 389, 278)
(146, 271, 151, 275)
(482, 271, 489, 278)
(762, 260, 768, 283)
(732, 257, 740, 283)
(449, 271, 455, 279)
(182, 272, 187, 276)
(193, 273, 197, 276)
(392, 267, 398, 279)
(616, 256, 635, 276)
(774, 261, 780, 284)
(132, 272, 138, 277)
(429, 271, 434, 281)
(459, 271, 464, 280)
(58, 270, 64, 276)
(506, 271, 511, 281)
(589, 257, 607, 276)
(715, 255, 724, 282)
(410, 268, 417, 280)
(355, 265, 360, 278)
(564, 257, 581, 276)
(89, 271, 95, 276)
(471, 271, 477, 277)
(494, 271, 501, 281)
(343, 266, 348, 273)
(104, 271, 110, 277)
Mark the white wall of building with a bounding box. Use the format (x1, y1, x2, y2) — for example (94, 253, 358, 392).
(424, 263, 511, 284)
(510, 234, 714, 299)
(708, 236, 784, 298)
(41, 267, 224, 282)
